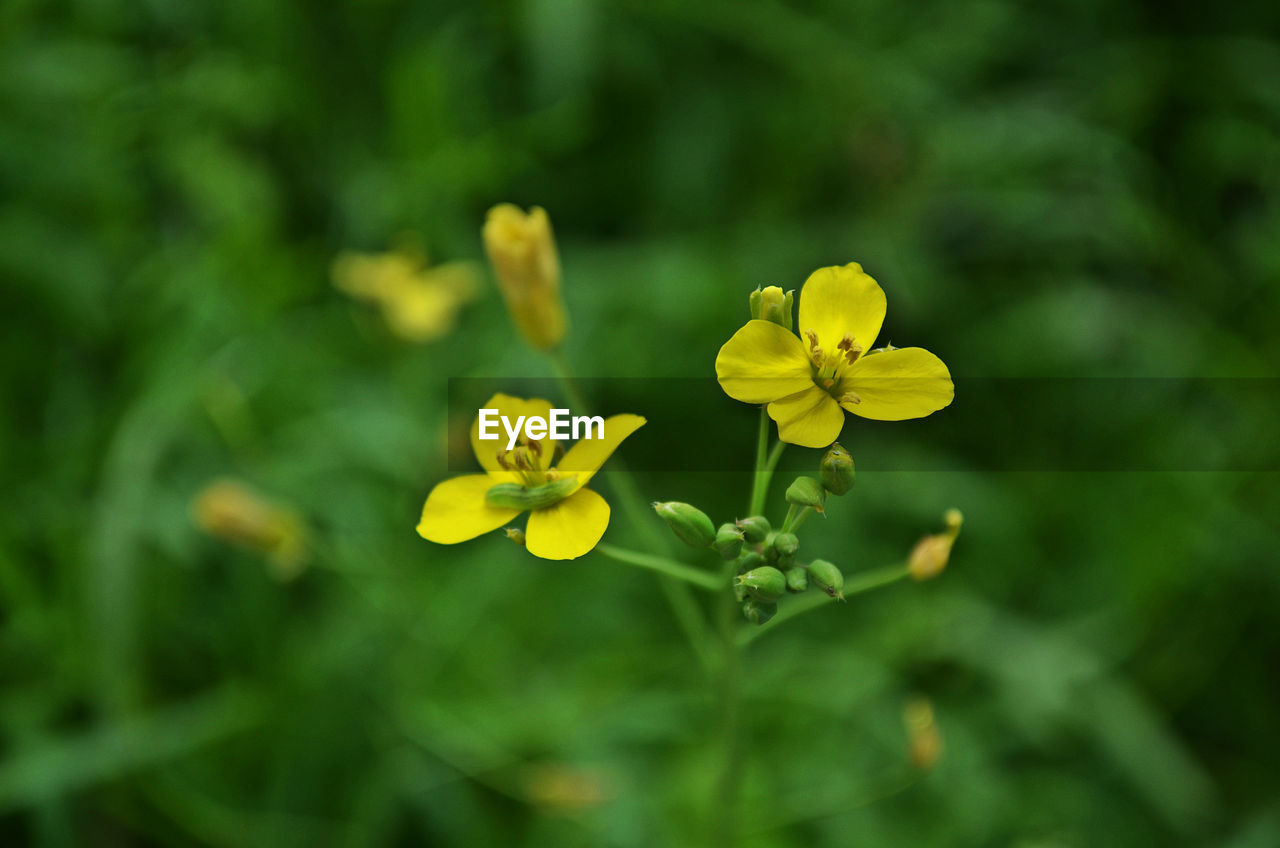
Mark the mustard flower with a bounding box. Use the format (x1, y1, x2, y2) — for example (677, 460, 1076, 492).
(332, 245, 477, 342)
(716, 263, 954, 448)
(417, 394, 645, 560)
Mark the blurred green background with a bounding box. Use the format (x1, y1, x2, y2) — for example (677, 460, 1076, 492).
(3, 0, 1280, 845)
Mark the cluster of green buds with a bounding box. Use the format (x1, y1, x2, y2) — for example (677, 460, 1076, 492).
(653, 478, 852, 626)
(652, 442, 959, 627)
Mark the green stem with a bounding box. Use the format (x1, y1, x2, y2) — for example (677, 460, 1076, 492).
(747, 409, 786, 517)
(711, 560, 742, 848)
(737, 563, 911, 646)
(594, 545, 721, 591)
(780, 504, 814, 534)
(547, 350, 715, 672)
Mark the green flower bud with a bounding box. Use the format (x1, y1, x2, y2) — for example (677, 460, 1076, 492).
(748, 285, 793, 330)
(713, 523, 744, 560)
(653, 501, 716, 548)
(770, 532, 799, 558)
(785, 476, 826, 513)
(735, 550, 765, 575)
(736, 515, 771, 544)
(742, 599, 778, 625)
(503, 527, 526, 546)
(785, 567, 808, 593)
(807, 559, 845, 600)
(819, 443, 856, 496)
(736, 566, 786, 602)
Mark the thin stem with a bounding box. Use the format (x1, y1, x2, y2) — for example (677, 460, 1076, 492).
(547, 350, 715, 672)
(595, 544, 721, 591)
(747, 410, 786, 517)
(710, 561, 742, 847)
(780, 505, 814, 534)
(738, 563, 911, 646)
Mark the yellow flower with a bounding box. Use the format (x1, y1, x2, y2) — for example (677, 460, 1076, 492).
(483, 204, 567, 350)
(192, 479, 308, 580)
(716, 263, 954, 448)
(332, 243, 477, 343)
(417, 394, 645, 560)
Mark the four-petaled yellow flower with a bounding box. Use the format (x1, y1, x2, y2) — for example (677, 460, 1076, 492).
(417, 394, 645, 560)
(716, 263, 953, 448)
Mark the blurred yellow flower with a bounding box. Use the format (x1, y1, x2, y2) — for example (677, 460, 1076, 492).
(332, 243, 477, 343)
(716, 263, 953, 448)
(904, 697, 943, 770)
(483, 204, 567, 350)
(192, 479, 307, 580)
(417, 394, 644, 560)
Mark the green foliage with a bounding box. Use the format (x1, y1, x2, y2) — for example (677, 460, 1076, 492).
(2, 0, 1280, 846)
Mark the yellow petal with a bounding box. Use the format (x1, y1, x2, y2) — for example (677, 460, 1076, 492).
(557, 413, 646, 492)
(796, 263, 887, 352)
(715, 320, 813, 404)
(416, 474, 520, 544)
(470, 393, 556, 473)
(524, 488, 611, 560)
(766, 385, 846, 448)
(841, 347, 954, 421)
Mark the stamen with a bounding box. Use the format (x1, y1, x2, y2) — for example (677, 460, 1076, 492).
(495, 450, 511, 470)
(804, 328, 824, 367)
(837, 333, 863, 365)
(512, 447, 535, 471)
(838, 391, 862, 405)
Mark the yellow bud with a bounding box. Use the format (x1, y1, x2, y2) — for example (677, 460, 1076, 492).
(483, 204, 566, 350)
(904, 698, 943, 770)
(748, 285, 794, 330)
(192, 479, 307, 580)
(908, 508, 963, 581)
(907, 534, 953, 581)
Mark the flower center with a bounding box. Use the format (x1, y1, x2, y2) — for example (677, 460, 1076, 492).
(495, 436, 565, 487)
(804, 329, 863, 406)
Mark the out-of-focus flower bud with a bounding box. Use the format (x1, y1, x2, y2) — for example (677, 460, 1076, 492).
(784, 476, 826, 513)
(483, 203, 566, 351)
(807, 559, 845, 600)
(748, 285, 794, 330)
(504, 527, 527, 546)
(736, 515, 771, 544)
(714, 523, 745, 560)
(736, 566, 786, 602)
(653, 502, 716, 548)
(904, 698, 943, 770)
(785, 567, 808, 593)
(192, 479, 307, 580)
(819, 443, 856, 495)
(521, 763, 609, 814)
(908, 509, 963, 581)
(742, 598, 778, 625)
